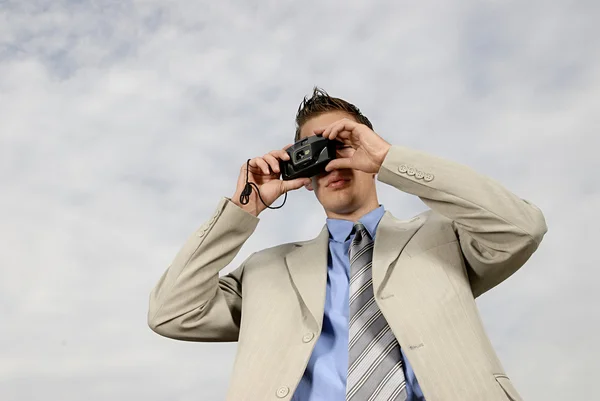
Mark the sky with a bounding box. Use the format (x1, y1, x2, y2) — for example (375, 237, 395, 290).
(1, 0, 598, 400)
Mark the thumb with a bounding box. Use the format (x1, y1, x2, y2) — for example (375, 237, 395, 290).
(281, 177, 312, 193)
(325, 158, 353, 172)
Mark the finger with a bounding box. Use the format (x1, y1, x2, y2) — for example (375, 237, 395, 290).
(329, 129, 353, 144)
(321, 119, 347, 138)
(321, 122, 338, 139)
(270, 148, 290, 161)
(312, 126, 326, 136)
(282, 143, 294, 151)
(263, 153, 280, 173)
(251, 157, 271, 175)
(328, 120, 357, 140)
(320, 118, 345, 138)
(282, 177, 312, 193)
(325, 158, 353, 172)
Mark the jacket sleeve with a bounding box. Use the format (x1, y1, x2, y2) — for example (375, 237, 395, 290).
(148, 197, 259, 341)
(377, 145, 548, 297)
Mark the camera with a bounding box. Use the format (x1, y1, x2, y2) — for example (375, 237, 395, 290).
(279, 134, 341, 180)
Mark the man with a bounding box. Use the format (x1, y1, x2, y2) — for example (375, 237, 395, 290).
(148, 87, 547, 401)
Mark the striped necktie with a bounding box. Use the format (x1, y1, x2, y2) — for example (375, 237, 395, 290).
(346, 222, 407, 401)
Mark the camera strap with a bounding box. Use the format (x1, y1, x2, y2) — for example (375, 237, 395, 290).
(239, 159, 287, 209)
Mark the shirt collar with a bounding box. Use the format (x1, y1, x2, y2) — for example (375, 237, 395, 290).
(326, 205, 386, 243)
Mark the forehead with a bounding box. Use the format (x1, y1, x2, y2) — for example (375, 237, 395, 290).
(299, 111, 356, 139)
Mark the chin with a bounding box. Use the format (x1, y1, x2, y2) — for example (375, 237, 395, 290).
(322, 197, 359, 215)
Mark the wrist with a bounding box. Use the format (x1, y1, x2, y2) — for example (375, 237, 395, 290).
(231, 196, 261, 217)
(374, 142, 392, 170)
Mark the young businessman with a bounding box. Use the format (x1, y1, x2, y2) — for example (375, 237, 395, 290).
(148, 88, 547, 401)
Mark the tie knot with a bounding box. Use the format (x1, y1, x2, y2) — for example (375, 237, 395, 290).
(344, 222, 370, 243)
(353, 222, 367, 233)
(351, 222, 370, 240)
(348, 222, 373, 260)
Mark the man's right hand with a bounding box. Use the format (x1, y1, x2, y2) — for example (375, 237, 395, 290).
(231, 144, 311, 217)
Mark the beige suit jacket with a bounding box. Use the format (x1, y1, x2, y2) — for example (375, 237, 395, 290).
(148, 145, 547, 401)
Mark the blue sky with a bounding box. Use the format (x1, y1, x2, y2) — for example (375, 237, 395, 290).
(1, 1, 598, 400)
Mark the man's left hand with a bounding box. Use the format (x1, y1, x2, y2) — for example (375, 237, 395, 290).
(315, 118, 392, 174)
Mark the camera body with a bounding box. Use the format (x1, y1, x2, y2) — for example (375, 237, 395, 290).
(279, 134, 339, 180)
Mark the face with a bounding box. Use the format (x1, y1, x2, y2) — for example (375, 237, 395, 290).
(299, 111, 379, 219)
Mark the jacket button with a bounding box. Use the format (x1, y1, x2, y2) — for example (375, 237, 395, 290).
(398, 164, 408, 173)
(407, 167, 416, 176)
(276, 386, 289, 398)
(302, 332, 314, 343)
(424, 173, 434, 182)
(415, 170, 424, 179)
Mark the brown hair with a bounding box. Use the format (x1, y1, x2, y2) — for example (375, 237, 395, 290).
(294, 87, 373, 142)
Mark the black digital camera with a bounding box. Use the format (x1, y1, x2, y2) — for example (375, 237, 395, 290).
(279, 134, 340, 180)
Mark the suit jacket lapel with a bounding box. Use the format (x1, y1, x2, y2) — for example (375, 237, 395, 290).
(284, 225, 330, 332)
(284, 211, 425, 333)
(372, 211, 424, 298)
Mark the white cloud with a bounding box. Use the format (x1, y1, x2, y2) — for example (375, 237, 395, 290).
(1, 1, 598, 400)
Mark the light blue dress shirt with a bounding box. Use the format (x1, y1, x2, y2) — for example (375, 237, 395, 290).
(292, 204, 425, 401)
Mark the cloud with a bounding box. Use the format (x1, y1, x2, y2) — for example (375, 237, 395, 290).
(1, 0, 597, 400)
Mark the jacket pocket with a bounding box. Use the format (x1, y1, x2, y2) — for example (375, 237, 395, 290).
(494, 374, 523, 401)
